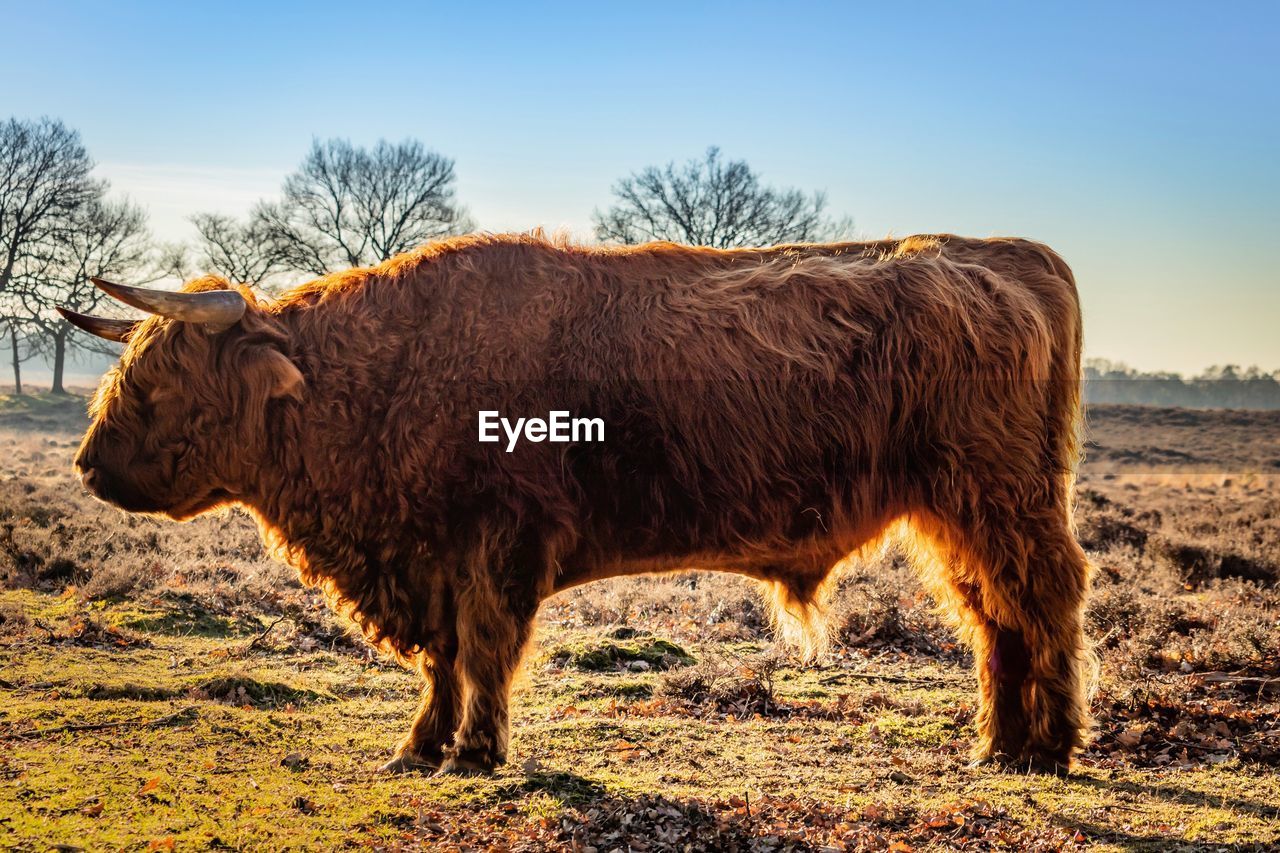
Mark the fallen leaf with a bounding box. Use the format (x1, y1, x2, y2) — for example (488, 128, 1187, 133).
(1115, 726, 1145, 748)
(292, 796, 319, 814)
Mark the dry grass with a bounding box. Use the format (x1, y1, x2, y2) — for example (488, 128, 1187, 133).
(1, 394, 1278, 849)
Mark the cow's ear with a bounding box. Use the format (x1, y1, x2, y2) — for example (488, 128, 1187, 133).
(248, 348, 305, 402)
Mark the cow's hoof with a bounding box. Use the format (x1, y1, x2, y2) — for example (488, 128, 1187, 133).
(968, 752, 1069, 775)
(1024, 756, 1071, 776)
(436, 747, 500, 776)
(435, 756, 496, 776)
(968, 751, 1012, 769)
(381, 753, 440, 774)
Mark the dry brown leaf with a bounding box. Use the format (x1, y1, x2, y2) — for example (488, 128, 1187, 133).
(1115, 726, 1145, 747)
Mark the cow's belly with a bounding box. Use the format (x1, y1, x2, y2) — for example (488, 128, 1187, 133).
(549, 498, 899, 594)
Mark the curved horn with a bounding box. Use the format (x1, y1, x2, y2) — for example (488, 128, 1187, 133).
(56, 307, 138, 343)
(92, 277, 246, 332)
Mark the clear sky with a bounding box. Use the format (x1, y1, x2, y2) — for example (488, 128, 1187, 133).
(4, 1, 1277, 374)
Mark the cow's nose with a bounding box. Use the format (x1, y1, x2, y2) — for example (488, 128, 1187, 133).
(81, 467, 101, 494)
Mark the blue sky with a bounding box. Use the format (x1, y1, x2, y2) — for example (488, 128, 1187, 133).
(4, 1, 1277, 373)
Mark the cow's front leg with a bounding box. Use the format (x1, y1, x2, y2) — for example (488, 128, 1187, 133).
(382, 645, 459, 773)
(437, 593, 537, 775)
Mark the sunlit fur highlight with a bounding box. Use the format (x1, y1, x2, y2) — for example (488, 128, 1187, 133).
(77, 232, 1090, 772)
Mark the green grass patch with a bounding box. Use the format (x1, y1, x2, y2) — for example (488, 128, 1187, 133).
(117, 606, 246, 638)
(194, 675, 331, 708)
(575, 678, 655, 701)
(549, 631, 694, 672)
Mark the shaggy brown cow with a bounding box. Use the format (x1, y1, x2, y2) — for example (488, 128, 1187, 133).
(61, 232, 1090, 775)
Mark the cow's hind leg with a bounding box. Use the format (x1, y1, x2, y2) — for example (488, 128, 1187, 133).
(977, 509, 1089, 769)
(438, 586, 537, 775)
(382, 646, 460, 773)
(928, 504, 1090, 770)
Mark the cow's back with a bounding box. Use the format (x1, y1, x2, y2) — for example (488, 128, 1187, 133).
(515, 235, 1081, 574)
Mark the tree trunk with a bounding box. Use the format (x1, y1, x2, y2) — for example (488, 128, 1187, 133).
(51, 327, 68, 395)
(8, 324, 21, 396)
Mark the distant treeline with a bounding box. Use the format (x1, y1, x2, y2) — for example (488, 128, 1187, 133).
(1084, 360, 1280, 410)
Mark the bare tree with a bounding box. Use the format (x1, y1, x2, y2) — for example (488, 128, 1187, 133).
(594, 147, 850, 248)
(0, 312, 37, 394)
(18, 196, 150, 393)
(255, 138, 473, 275)
(154, 240, 196, 284)
(190, 212, 289, 288)
(0, 117, 101, 295)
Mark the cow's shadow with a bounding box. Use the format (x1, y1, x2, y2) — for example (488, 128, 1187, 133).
(1071, 771, 1280, 822)
(489, 769, 609, 804)
(1038, 771, 1279, 851)
(465, 765, 1280, 850)
(488, 770, 824, 849)
(1054, 820, 1267, 852)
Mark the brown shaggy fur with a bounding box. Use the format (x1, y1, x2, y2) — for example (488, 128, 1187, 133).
(74, 232, 1090, 773)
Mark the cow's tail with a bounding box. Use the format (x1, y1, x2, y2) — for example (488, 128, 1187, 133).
(1041, 245, 1101, 702)
(1044, 245, 1086, 533)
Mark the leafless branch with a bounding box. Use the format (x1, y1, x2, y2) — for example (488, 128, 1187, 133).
(594, 147, 851, 249)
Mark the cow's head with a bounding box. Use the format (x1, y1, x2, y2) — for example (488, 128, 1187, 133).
(61, 277, 304, 519)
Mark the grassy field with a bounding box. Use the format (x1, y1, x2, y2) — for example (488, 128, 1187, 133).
(1, 393, 1278, 850)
